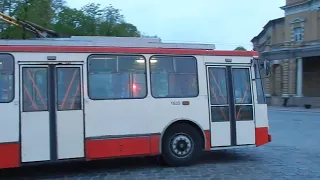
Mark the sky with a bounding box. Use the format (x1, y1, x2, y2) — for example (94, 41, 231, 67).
(66, 0, 285, 50)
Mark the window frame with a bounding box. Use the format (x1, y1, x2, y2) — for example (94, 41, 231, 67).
(254, 61, 266, 104)
(149, 55, 199, 99)
(56, 67, 82, 111)
(86, 54, 148, 100)
(231, 67, 254, 121)
(232, 67, 253, 105)
(0, 53, 15, 103)
(293, 27, 303, 42)
(22, 67, 49, 112)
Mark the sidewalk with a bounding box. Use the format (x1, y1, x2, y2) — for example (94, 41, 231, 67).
(268, 106, 320, 113)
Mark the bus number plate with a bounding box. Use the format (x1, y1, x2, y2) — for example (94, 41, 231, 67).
(171, 101, 181, 105)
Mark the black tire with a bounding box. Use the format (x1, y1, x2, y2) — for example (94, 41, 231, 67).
(161, 123, 203, 167)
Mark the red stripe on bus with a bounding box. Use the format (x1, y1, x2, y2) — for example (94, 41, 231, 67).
(85, 135, 160, 160)
(0, 46, 259, 57)
(255, 127, 270, 146)
(150, 135, 160, 155)
(0, 142, 20, 169)
(204, 130, 211, 151)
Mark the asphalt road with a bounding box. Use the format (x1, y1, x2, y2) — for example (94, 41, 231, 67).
(1, 109, 319, 180)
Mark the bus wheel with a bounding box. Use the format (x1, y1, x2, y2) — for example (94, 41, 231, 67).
(161, 124, 202, 167)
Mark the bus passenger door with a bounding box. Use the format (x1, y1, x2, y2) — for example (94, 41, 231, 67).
(20, 64, 84, 163)
(55, 65, 84, 160)
(232, 67, 255, 146)
(20, 65, 50, 162)
(206, 65, 255, 148)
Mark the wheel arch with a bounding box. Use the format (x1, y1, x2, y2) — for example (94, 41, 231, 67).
(159, 118, 207, 154)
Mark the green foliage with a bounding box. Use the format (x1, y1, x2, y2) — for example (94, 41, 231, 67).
(235, 46, 247, 51)
(0, 0, 148, 39)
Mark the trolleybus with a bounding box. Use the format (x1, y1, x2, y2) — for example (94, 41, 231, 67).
(0, 36, 271, 169)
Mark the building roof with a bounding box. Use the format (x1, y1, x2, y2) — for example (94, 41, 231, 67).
(251, 17, 285, 43)
(280, 0, 311, 10)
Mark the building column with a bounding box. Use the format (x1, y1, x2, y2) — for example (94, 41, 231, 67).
(296, 57, 303, 97)
(282, 60, 289, 97)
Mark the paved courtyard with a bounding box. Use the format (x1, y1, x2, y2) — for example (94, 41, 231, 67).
(1, 109, 320, 180)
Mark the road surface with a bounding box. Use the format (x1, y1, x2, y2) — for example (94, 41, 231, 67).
(1, 109, 319, 179)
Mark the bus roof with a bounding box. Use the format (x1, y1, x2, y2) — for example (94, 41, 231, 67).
(0, 36, 258, 57)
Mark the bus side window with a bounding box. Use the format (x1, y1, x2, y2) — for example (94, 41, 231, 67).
(254, 62, 266, 104)
(87, 54, 147, 100)
(150, 56, 199, 98)
(0, 54, 14, 103)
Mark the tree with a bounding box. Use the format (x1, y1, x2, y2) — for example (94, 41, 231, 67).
(0, 0, 21, 16)
(1, 0, 54, 39)
(52, 6, 88, 36)
(235, 46, 247, 51)
(0, 1, 150, 39)
(0, 0, 23, 38)
(52, 0, 66, 14)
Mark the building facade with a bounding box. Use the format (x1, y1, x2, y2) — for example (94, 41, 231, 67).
(251, 0, 320, 107)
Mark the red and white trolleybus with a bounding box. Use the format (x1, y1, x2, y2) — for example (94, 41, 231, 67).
(0, 36, 271, 169)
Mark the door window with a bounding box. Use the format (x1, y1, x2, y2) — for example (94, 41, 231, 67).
(207, 67, 229, 122)
(232, 68, 253, 121)
(22, 67, 48, 112)
(57, 67, 81, 111)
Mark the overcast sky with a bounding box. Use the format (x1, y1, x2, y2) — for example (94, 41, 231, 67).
(67, 0, 285, 50)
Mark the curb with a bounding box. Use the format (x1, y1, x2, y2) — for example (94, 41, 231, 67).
(268, 108, 320, 114)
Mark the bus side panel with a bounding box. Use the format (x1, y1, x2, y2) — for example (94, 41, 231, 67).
(0, 143, 20, 169)
(254, 104, 270, 146)
(84, 98, 210, 159)
(251, 65, 271, 147)
(0, 56, 20, 169)
(83, 55, 210, 159)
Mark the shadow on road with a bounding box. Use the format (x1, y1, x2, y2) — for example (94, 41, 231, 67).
(0, 150, 258, 179)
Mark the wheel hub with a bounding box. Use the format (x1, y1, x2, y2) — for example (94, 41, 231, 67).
(170, 134, 193, 158)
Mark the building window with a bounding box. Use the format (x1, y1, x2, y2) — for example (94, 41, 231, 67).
(293, 27, 303, 42)
(0, 54, 14, 103)
(87, 54, 147, 100)
(149, 55, 199, 98)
